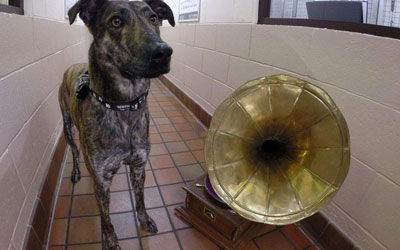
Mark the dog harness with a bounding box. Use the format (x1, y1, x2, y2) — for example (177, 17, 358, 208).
(76, 72, 149, 111)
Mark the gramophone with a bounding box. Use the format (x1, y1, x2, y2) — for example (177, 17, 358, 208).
(175, 75, 350, 249)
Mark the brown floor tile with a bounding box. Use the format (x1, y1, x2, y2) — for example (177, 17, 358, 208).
(161, 132, 182, 142)
(145, 162, 151, 170)
(153, 117, 171, 125)
(49, 219, 68, 245)
(110, 191, 133, 213)
(192, 150, 205, 163)
(59, 178, 73, 196)
(54, 196, 71, 218)
(149, 154, 175, 169)
(177, 228, 219, 250)
(163, 105, 180, 111)
(178, 164, 205, 181)
(142, 187, 163, 208)
(166, 141, 189, 154)
(144, 170, 156, 187)
(149, 133, 162, 143)
(74, 176, 94, 195)
(167, 204, 191, 229)
(185, 139, 205, 151)
(237, 241, 259, 250)
(111, 174, 129, 192)
(255, 230, 295, 250)
(68, 216, 101, 244)
(171, 152, 197, 166)
(281, 224, 312, 249)
(149, 106, 162, 112)
(48, 246, 64, 250)
(141, 232, 179, 250)
(119, 239, 141, 250)
(179, 131, 200, 140)
(151, 111, 167, 118)
(174, 123, 193, 131)
(110, 212, 137, 239)
(71, 195, 99, 216)
(149, 143, 169, 156)
(169, 116, 186, 124)
(157, 124, 176, 132)
(67, 243, 102, 250)
(154, 168, 183, 185)
(166, 111, 183, 117)
(158, 101, 173, 106)
(149, 125, 158, 134)
(139, 207, 172, 236)
(251, 224, 277, 238)
(159, 183, 186, 205)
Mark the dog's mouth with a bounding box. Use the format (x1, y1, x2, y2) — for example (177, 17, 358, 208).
(121, 63, 171, 79)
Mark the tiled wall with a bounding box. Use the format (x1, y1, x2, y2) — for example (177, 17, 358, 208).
(160, 24, 400, 250)
(0, 12, 91, 249)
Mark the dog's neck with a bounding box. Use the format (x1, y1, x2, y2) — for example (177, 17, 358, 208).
(88, 44, 150, 103)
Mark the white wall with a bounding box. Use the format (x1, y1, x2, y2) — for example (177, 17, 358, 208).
(0, 1, 91, 249)
(160, 23, 400, 250)
(163, 0, 259, 25)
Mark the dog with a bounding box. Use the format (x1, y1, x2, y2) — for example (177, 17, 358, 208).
(58, 0, 174, 249)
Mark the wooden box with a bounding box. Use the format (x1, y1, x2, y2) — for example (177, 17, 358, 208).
(175, 175, 263, 250)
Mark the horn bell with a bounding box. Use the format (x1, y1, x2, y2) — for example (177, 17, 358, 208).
(205, 75, 350, 225)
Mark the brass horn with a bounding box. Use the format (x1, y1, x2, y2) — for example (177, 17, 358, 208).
(205, 75, 350, 225)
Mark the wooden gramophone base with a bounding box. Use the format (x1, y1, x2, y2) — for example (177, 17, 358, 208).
(175, 175, 264, 250)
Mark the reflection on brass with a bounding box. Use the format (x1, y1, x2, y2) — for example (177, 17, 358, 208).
(206, 75, 350, 225)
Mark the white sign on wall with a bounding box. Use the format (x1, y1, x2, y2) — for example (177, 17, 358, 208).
(65, 0, 79, 19)
(179, 0, 200, 22)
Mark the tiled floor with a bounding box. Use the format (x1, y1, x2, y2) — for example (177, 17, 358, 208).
(47, 80, 320, 250)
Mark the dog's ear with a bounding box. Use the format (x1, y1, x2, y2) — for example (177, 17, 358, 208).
(145, 0, 175, 27)
(68, 0, 107, 25)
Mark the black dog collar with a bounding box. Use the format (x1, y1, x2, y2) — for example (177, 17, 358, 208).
(76, 72, 149, 111)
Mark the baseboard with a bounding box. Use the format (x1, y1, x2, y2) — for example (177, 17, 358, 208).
(23, 135, 67, 250)
(158, 75, 357, 250)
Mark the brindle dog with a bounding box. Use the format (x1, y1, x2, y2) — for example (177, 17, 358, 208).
(58, 0, 174, 249)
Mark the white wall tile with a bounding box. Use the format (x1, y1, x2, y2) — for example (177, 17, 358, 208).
(195, 24, 217, 50)
(216, 24, 251, 58)
(170, 42, 185, 63)
(33, 18, 58, 58)
(179, 24, 196, 45)
(306, 29, 400, 109)
(353, 176, 400, 250)
(319, 82, 400, 186)
(0, 74, 29, 155)
(184, 67, 213, 101)
(210, 80, 234, 107)
(233, 0, 255, 23)
(333, 157, 378, 215)
(202, 50, 229, 83)
(250, 25, 311, 75)
(323, 202, 386, 250)
(204, 0, 233, 23)
(0, 14, 35, 77)
(227, 56, 273, 89)
(0, 151, 25, 250)
(183, 46, 203, 71)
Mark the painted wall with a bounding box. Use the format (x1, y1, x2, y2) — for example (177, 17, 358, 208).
(0, 2, 91, 249)
(163, 0, 259, 25)
(160, 23, 400, 250)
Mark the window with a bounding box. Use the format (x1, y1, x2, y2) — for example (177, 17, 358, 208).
(258, 0, 400, 39)
(0, 0, 23, 14)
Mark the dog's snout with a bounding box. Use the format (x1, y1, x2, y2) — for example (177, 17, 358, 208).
(151, 43, 173, 64)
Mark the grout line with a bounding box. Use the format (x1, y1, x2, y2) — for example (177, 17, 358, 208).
(147, 113, 184, 250)
(124, 165, 145, 250)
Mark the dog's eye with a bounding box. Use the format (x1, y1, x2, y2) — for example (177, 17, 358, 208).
(150, 15, 158, 25)
(111, 17, 123, 28)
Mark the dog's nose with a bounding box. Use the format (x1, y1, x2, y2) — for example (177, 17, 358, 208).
(151, 43, 173, 64)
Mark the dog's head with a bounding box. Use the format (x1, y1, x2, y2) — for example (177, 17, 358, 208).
(68, 0, 175, 78)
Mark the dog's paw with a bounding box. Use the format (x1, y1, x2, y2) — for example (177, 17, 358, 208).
(141, 217, 158, 233)
(70, 172, 81, 183)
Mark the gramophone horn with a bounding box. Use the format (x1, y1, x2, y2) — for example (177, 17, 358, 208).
(205, 75, 350, 225)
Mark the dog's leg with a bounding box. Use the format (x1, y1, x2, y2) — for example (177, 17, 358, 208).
(62, 112, 81, 183)
(92, 167, 121, 250)
(129, 163, 158, 233)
